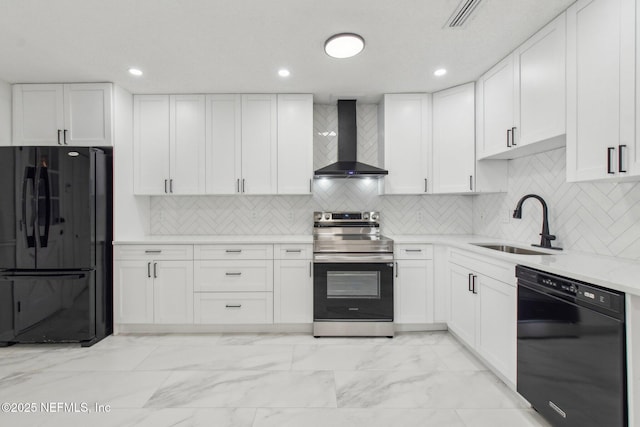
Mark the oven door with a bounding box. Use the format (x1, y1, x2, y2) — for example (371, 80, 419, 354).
(313, 259, 393, 321)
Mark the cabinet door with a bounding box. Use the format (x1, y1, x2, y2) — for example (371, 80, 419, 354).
(566, 0, 635, 181)
(134, 95, 170, 194)
(277, 94, 313, 194)
(477, 55, 517, 158)
(241, 94, 277, 194)
(432, 83, 475, 194)
(64, 83, 113, 146)
(12, 84, 64, 146)
(153, 260, 194, 324)
(394, 259, 433, 324)
(274, 259, 313, 323)
(114, 260, 154, 324)
(448, 263, 476, 346)
(205, 94, 241, 194)
(476, 274, 516, 384)
(517, 14, 566, 147)
(382, 94, 431, 194)
(170, 95, 205, 194)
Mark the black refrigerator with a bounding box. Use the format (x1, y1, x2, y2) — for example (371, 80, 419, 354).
(0, 146, 113, 347)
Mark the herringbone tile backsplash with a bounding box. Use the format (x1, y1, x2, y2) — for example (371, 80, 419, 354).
(151, 104, 473, 236)
(473, 148, 640, 261)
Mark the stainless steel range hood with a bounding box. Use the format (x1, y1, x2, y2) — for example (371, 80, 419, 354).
(314, 100, 388, 178)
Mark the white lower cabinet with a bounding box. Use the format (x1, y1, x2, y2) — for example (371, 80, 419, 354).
(193, 244, 273, 324)
(447, 250, 516, 385)
(273, 244, 313, 323)
(394, 244, 434, 324)
(114, 255, 194, 324)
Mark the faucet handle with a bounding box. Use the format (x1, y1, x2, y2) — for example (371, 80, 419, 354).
(540, 233, 556, 241)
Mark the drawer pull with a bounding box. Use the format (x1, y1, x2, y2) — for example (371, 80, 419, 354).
(225, 249, 242, 253)
(285, 249, 302, 253)
(225, 304, 242, 308)
(404, 249, 422, 253)
(225, 272, 242, 276)
(145, 250, 162, 254)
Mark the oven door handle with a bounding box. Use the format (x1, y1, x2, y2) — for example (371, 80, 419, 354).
(313, 253, 394, 263)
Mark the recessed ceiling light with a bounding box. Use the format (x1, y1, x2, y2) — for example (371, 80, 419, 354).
(434, 68, 447, 77)
(324, 33, 365, 59)
(128, 68, 143, 76)
(278, 69, 291, 77)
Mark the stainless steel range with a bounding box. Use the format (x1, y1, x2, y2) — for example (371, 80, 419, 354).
(313, 211, 394, 337)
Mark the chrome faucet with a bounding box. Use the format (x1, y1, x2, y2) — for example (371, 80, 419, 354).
(513, 194, 562, 250)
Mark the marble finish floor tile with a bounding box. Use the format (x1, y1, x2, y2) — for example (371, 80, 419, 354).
(335, 370, 524, 409)
(0, 371, 171, 409)
(94, 333, 222, 348)
(135, 345, 293, 371)
(253, 408, 466, 427)
(456, 408, 552, 427)
(292, 344, 446, 371)
(145, 370, 337, 408)
(0, 408, 257, 427)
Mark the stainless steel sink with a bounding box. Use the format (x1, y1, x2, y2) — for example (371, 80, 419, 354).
(471, 244, 551, 255)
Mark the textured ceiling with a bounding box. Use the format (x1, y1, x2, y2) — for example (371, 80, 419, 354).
(0, 0, 574, 103)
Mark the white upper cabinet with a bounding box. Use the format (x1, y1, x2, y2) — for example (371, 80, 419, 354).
(205, 94, 241, 194)
(567, 0, 636, 182)
(134, 95, 205, 195)
(241, 94, 278, 194)
(13, 83, 113, 146)
(477, 13, 566, 160)
(380, 93, 432, 194)
(277, 94, 313, 194)
(517, 13, 566, 148)
(477, 55, 518, 159)
(432, 83, 476, 194)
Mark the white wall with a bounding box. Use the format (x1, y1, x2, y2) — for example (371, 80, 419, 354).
(113, 85, 149, 240)
(0, 79, 11, 145)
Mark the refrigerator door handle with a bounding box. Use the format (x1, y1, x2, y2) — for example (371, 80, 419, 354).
(37, 166, 51, 248)
(21, 166, 36, 248)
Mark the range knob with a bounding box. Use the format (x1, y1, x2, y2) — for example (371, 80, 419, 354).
(371, 213, 379, 221)
(324, 213, 331, 220)
(363, 213, 370, 220)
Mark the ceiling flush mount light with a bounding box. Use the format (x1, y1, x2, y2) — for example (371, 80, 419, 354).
(324, 33, 365, 59)
(128, 67, 143, 76)
(278, 68, 291, 77)
(434, 68, 447, 77)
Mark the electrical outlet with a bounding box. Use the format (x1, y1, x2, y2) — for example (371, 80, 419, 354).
(250, 211, 259, 221)
(416, 211, 424, 222)
(287, 212, 294, 222)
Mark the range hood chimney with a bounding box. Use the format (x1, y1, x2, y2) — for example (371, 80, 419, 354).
(314, 100, 388, 178)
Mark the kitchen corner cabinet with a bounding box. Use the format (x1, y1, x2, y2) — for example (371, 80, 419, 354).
(432, 83, 475, 194)
(447, 250, 516, 385)
(12, 83, 113, 146)
(477, 13, 566, 160)
(273, 244, 313, 323)
(394, 244, 434, 324)
(380, 93, 432, 194)
(277, 94, 313, 194)
(134, 95, 206, 195)
(566, 0, 638, 182)
(114, 245, 194, 324)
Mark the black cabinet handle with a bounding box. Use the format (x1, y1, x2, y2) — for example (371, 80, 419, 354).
(395, 262, 398, 278)
(225, 272, 242, 276)
(468, 273, 473, 292)
(225, 249, 242, 253)
(511, 127, 517, 146)
(236, 178, 240, 193)
(506, 129, 512, 148)
(147, 262, 151, 278)
(619, 145, 627, 173)
(153, 262, 158, 278)
(170, 179, 173, 193)
(469, 175, 473, 191)
(164, 179, 168, 193)
(607, 147, 615, 174)
(286, 249, 302, 253)
(225, 304, 242, 309)
(63, 129, 69, 145)
(424, 179, 428, 193)
(242, 179, 245, 193)
(472, 275, 477, 294)
(57, 129, 62, 145)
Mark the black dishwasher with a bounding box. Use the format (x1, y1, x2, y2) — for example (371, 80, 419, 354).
(516, 265, 627, 427)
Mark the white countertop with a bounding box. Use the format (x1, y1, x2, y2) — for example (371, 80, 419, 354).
(113, 233, 640, 296)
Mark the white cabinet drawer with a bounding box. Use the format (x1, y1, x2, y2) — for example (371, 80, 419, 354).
(274, 244, 312, 259)
(194, 244, 273, 260)
(194, 292, 273, 324)
(394, 244, 433, 260)
(194, 260, 273, 292)
(114, 245, 193, 260)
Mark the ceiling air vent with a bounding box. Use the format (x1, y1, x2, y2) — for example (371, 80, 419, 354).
(446, 0, 483, 27)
